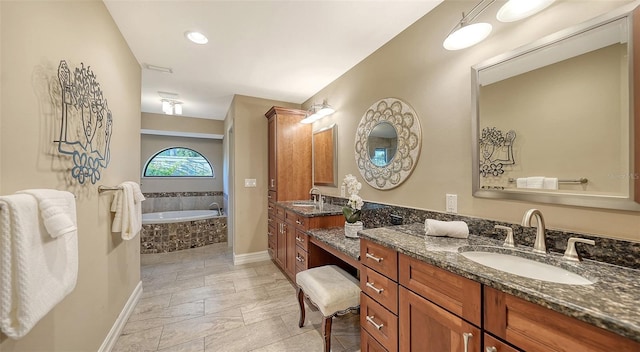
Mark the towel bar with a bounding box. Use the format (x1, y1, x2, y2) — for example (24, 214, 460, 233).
(98, 185, 123, 193)
(508, 178, 588, 184)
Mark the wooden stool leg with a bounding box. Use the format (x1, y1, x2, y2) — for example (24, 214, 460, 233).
(297, 286, 305, 328)
(321, 316, 332, 352)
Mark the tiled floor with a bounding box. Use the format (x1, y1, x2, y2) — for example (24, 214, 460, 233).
(113, 243, 361, 352)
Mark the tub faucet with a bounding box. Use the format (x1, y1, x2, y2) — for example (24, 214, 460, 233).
(309, 187, 321, 203)
(521, 209, 546, 254)
(208, 202, 221, 214)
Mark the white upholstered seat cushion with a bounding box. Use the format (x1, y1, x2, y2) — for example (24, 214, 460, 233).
(296, 265, 360, 317)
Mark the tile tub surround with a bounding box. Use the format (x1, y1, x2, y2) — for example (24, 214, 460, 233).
(141, 217, 227, 254)
(323, 196, 640, 270)
(359, 223, 640, 343)
(142, 191, 225, 214)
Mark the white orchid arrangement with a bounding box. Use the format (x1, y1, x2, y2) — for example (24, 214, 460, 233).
(342, 174, 363, 223)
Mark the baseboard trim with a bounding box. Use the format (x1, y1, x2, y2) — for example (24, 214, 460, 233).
(233, 250, 270, 265)
(98, 281, 143, 352)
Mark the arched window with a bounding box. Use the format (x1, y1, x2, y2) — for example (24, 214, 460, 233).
(143, 147, 214, 177)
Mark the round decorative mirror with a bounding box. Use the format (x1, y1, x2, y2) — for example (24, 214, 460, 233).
(355, 98, 421, 190)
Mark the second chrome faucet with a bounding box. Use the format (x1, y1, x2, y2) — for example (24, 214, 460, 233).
(521, 208, 547, 254)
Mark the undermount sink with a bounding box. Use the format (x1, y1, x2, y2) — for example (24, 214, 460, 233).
(291, 201, 316, 208)
(459, 248, 594, 285)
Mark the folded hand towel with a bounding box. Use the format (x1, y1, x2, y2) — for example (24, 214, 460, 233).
(110, 181, 145, 240)
(0, 194, 78, 339)
(526, 176, 545, 189)
(516, 178, 527, 189)
(17, 189, 77, 238)
(424, 219, 469, 239)
(543, 177, 558, 190)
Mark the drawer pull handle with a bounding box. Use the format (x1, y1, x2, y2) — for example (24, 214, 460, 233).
(366, 315, 384, 330)
(270, 179, 275, 188)
(365, 282, 384, 294)
(365, 253, 383, 262)
(296, 255, 305, 262)
(463, 332, 473, 352)
(485, 347, 497, 352)
(296, 220, 304, 225)
(296, 236, 304, 242)
(267, 219, 273, 223)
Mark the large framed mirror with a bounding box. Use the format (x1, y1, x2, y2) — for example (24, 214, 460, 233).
(471, 3, 640, 211)
(313, 124, 338, 186)
(355, 98, 421, 190)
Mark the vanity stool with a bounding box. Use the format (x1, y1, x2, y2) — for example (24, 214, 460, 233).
(296, 265, 361, 352)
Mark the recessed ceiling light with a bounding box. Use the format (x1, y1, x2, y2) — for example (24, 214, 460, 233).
(185, 31, 208, 45)
(144, 64, 173, 73)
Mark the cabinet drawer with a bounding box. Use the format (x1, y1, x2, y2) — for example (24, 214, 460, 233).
(285, 210, 309, 230)
(484, 287, 640, 352)
(294, 230, 308, 251)
(361, 293, 398, 352)
(268, 201, 275, 215)
(361, 328, 388, 352)
(361, 239, 398, 281)
(484, 333, 519, 352)
(399, 253, 481, 326)
(294, 246, 308, 273)
(268, 190, 276, 202)
(361, 266, 398, 314)
(275, 205, 286, 218)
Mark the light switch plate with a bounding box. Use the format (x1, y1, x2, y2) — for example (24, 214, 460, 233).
(446, 194, 457, 213)
(244, 178, 257, 188)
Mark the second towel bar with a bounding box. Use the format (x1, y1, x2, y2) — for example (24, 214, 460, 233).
(508, 178, 588, 184)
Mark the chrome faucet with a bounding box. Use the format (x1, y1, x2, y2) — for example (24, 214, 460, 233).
(309, 187, 321, 203)
(208, 202, 222, 215)
(521, 209, 546, 254)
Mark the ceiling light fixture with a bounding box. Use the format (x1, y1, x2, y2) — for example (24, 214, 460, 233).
(497, 0, 555, 23)
(185, 31, 208, 45)
(443, 0, 495, 51)
(144, 64, 173, 73)
(300, 100, 336, 124)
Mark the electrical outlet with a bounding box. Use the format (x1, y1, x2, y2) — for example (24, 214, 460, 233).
(446, 194, 457, 213)
(244, 178, 257, 188)
(340, 185, 346, 197)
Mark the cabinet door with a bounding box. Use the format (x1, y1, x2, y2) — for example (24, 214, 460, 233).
(275, 220, 286, 268)
(267, 116, 277, 191)
(284, 222, 296, 278)
(399, 287, 480, 352)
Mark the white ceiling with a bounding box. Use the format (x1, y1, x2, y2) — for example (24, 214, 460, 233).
(104, 0, 443, 120)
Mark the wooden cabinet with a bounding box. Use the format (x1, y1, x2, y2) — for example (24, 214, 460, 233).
(484, 286, 640, 352)
(483, 333, 519, 352)
(399, 287, 480, 352)
(265, 106, 311, 202)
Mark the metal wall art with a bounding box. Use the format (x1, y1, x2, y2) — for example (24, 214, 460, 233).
(354, 98, 421, 190)
(56, 60, 112, 184)
(479, 127, 515, 177)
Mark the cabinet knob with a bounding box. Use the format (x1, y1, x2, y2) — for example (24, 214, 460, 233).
(463, 332, 473, 352)
(486, 347, 497, 352)
(365, 315, 384, 330)
(365, 252, 383, 262)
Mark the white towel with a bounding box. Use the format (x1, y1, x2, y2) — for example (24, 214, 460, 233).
(526, 176, 545, 189)
(516, 178, 527, 188)
(0, 194, 78, 339)
(543, 177, 558, 190)
(424, 219, 469, 239)
(111, 181, 145, 240)
(17, 189, 77, 238)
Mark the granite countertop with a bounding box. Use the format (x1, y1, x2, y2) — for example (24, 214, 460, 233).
(359, 223, 640, 343)
(305, 227, 361, 260)
(277, 201, 343, 217)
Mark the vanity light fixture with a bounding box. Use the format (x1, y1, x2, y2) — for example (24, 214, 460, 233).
(443, 0, 495, 51)
(185, 31, 208, 45)
(443, 0, 556, 50)
(300, 100, 335, 124)
(161, 99, 183, 115)
(497, 0, 555, 23)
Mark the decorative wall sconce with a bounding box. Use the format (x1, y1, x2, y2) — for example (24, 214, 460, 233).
(443, 0, 555, 51)
(161, 99, 183, 115)
(300, 99, 335, 124)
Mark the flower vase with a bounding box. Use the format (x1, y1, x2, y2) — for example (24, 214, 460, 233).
(344, 221, 363, 238)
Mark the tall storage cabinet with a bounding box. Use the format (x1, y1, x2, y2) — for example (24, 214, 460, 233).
(265, 106, 311, 266)
(265, 106, 311, 202)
